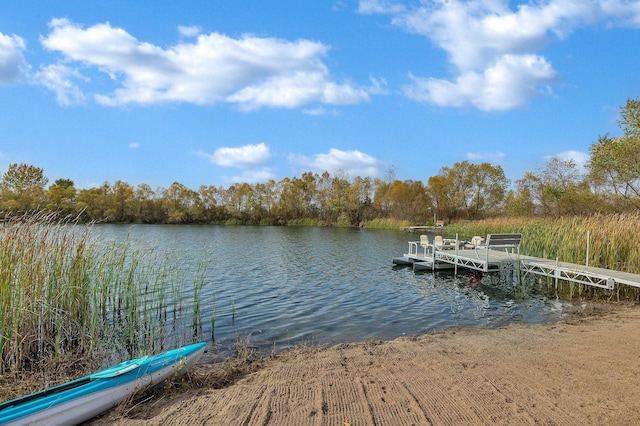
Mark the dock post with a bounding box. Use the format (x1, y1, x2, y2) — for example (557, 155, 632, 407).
(454, 233, 459, 276)
(586, 230, 590, 267)
(431, 237, 435, 272)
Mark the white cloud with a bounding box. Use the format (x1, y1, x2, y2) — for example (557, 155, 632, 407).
(289, 148, 383, 177)
(466, 151, 506, 163)
(129, 142, 141, 149)
(302, 106, 339, 116)
(39, 19, 377, 109)
(197, 143, 271, 169)
(34, 64, 86, 106)
(226, 168, 277, 184)
(370, 0, 640, 111)
(405, 54, 557, 111)
(0, 32, 29, 85)
(357, 0, 406, 15)
(545, 150, 590, 170)
(177, 25, 201, 38)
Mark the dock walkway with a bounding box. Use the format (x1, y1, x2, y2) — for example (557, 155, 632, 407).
(393, 235, 640, 290)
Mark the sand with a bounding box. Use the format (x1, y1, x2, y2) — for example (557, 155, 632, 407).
(92, 302, 640, 425)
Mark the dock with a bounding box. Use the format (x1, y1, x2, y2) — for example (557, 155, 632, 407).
(393, 233, 640, 290)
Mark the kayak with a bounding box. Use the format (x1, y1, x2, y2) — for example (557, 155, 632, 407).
(0, 342, 206, 426)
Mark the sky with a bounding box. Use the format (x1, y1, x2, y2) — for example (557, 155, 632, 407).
(1, 0, 639, 191)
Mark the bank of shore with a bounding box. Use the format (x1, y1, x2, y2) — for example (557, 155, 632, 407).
(92, 302, 640, 425)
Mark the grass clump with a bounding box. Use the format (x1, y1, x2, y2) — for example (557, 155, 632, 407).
(362, 218, 413, 229)
(0, 213, 210, 385)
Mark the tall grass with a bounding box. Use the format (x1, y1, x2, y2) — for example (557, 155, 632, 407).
(0, 214, 211, 377)
(447, 213, 640, 300)
(363, 218, 413, 229)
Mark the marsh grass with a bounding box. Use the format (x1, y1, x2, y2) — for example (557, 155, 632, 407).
(363, 218, 413, 229)
(0, 214, 211, 383)
(447, 213, 640, 300)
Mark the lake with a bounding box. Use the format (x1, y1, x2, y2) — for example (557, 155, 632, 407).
(93, 224, 568, 353)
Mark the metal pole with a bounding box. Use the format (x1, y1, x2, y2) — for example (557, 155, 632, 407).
(454, 233, 458, 276)
(586, 230, 590, 267)
(432, 236, 435, 272)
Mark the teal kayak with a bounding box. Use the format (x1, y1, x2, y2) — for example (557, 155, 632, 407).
(0, 342, 206, 426)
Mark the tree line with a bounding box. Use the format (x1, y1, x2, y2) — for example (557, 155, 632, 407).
(2, 99, 639, 226)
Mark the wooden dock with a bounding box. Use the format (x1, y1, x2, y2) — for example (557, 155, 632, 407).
(393, 235, 640, 290)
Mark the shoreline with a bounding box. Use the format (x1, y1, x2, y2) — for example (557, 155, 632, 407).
(90, 301, 640, 425)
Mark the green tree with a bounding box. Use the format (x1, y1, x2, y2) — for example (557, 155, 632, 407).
(518, 157, 594, 217)
(76, 182, 112, 221)
(110, 180, 135, 222)
(46, 178, 77, 216)
(589, 98, 640, 209)
(197, 185, 227, 223)
(427, 161, 508, 221)
(0, 163, 49, 214)
(466, 162, 509, 218)
(161, 182, 199, 223)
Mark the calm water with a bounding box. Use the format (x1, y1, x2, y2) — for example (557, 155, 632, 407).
(93, 225, 568, 353)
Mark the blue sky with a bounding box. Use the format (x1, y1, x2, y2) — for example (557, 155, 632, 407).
(1, 0, 639, 190)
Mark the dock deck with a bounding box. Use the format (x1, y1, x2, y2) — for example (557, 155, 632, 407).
(394, 235, 640, 290)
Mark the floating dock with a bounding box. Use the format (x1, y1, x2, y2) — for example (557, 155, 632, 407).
(394, 234, 640, 290)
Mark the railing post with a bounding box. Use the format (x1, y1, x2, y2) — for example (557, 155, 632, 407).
(586, 230, 590, 267)
(454, 233, 459, 276)
(432, 237, 435, 272)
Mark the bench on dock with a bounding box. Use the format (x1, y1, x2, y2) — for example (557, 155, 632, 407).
(475, 233, 522, 258)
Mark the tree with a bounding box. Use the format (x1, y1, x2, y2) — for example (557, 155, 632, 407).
(427, 161, 508, 221)
(161, 182, 199, 223)
(466, 162, 509, 218)
(0, 163, 49, 213)
(106, 180, 135, 222)
(426, 175, 451, 222)
(517, 157, 594, 216)
(588, 99, 640, 209)
(134, 184, 163, 223)
(76, 182, 112, 222)
(46, 178, 77, 216)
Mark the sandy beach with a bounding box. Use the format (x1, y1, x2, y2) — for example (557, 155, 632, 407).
(92, 302, 640, 425)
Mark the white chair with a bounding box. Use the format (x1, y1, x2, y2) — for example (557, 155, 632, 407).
(470, 236, 483, 248)
(419, 235, 430, 256)
(434, 235, 444, 250)
(465, 236, 484, 249)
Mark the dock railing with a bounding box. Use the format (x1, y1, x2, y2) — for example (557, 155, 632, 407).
(474, 233, 522, 271)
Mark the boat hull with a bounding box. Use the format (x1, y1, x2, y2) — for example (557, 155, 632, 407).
(0, 342, 206, 426)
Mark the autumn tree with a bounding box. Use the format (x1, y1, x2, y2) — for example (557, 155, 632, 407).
(76, 182, 113, 221)
(349, 176, 374, 224)
(0, 163, 49, 213)
(109, 180, 136, 222)
(161, 182, 199, 223)
(374, 179, 430, 223)
(588, 98, 640, 209)
(46, 178, 77, 217)
(277, 173, 320, 221)
(517, 157, 595, 217)
(133, 184, 163, 223)
(428, 161, 508, 221)
(197, 185, 227, 223)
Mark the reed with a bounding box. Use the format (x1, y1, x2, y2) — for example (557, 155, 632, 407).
(286, 218, 325, 227)
(363, 218, 413, 229)
(447, 213, 640, 300)
(0, 214, 212, 377)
